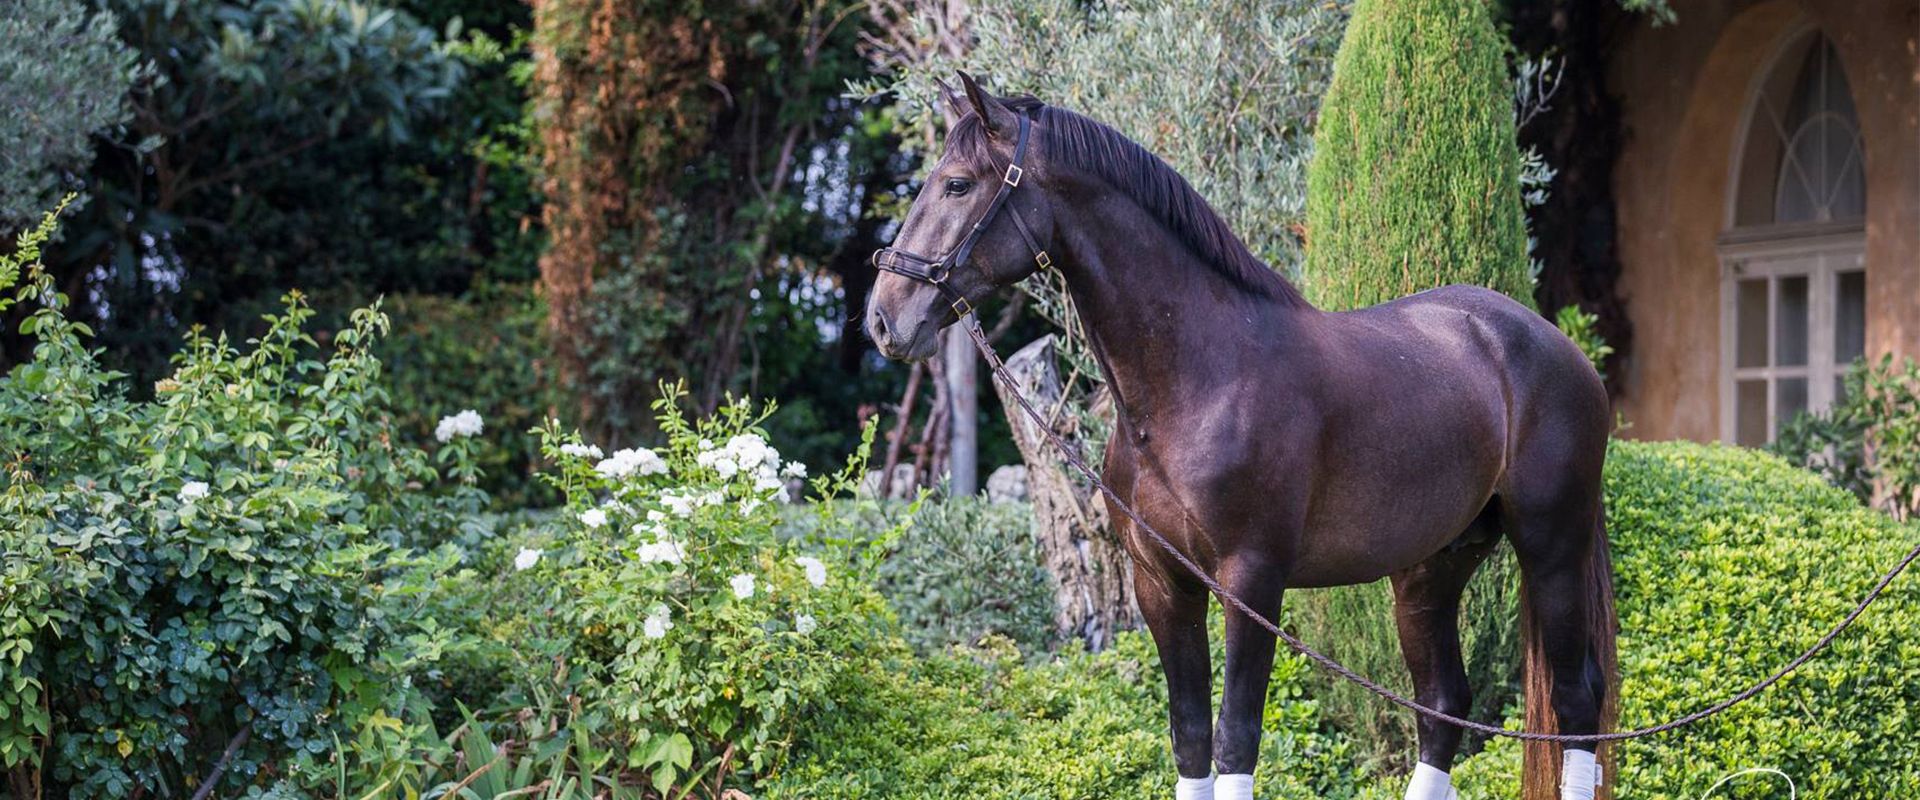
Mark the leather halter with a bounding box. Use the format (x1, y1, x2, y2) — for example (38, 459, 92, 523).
(870, 111, 1052, 318)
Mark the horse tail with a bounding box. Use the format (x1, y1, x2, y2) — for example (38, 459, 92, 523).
(1520, 516, 1620, 800)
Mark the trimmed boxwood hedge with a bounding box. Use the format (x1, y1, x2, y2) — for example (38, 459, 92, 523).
(1450, 440, 1920, 799)
(767, 631, 1365, 799)
(773, 440, 1920, 799)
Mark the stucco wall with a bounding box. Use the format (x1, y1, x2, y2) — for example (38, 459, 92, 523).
(1610, 0, 1919, 442)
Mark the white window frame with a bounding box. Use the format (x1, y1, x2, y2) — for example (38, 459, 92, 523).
(1717, 224, 1865, 445)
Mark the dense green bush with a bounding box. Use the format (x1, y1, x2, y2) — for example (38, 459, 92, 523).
(811, 498, 1057, 655)
(1441, 440, 1920, 798)
(768, 630, 1364, 799)
(1289, 550, 1521, 772)
(0, 0, 148, 231)
(0, 207, 475, 798)
(323, 395, 906, 799)
(377, 285, 562, 508)
(1303, 0, 1531, 310)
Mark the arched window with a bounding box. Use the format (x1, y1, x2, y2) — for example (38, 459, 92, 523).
(1720, 32, 1867, 446)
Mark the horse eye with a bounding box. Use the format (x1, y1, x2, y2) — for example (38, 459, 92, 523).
(943, 178, 974, 196)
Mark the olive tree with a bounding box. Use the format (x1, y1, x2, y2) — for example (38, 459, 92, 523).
(0, 0, 148, 232)
(864, 0, 1349, 649)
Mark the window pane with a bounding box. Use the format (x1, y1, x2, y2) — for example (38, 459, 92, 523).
(1777, 275, 1808, 366)
(1737, 379, 1769, 446)
(1776, 378, 1808, 437)
(1836, 270, 1866, 364)
(1737, 278, 1770, 368)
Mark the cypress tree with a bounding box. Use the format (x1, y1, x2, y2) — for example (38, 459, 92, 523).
(1303, 0, 1532, 311)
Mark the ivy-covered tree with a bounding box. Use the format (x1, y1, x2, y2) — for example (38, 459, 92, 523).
(1303, 0, 1531, 311)
(0, 0, 148, 232)
(530, 0, 897, 444)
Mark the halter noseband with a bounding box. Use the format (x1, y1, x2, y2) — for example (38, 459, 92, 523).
(871, 111, 1052, 318)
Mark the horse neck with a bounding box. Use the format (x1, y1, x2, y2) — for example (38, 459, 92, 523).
(1050, 192, 1313, 423)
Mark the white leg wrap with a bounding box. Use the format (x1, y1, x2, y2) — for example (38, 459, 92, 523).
(1404, 762, 1458, 800)
(1175, 775, 1215, 800)
(1561, 749, 1598, 800)
(1215, 773, 1255, 800)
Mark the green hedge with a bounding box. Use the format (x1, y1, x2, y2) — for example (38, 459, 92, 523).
(768, 631, 1365, 799)
(1445, 440, 1920, 798)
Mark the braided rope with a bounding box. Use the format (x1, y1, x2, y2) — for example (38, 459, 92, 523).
(961, 315, 1920, 742)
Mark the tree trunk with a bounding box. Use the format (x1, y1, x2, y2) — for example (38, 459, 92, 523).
(990, 335, 1140, 651)
(944, 326, 979, 496)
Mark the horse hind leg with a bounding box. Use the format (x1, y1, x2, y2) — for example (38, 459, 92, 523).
(1507, 499, 1616, 800)
(1392, 526, 1500, 800)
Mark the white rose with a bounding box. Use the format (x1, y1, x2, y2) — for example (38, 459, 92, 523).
(729, 573, 756, 600)
(434, 409, 484, 442)
(661, 492, 695, 518)
(794, 614, 817, 635)
(594, 447, 668, 479)
(513, 548, 541, 571)
(795, 556, 827, 588)
(178, 481, 211, 502)
(643, 605, 674, 639)
(637, 539, 685, 565)
(579, 509, 607, 528)
(560, 442, 604, 459)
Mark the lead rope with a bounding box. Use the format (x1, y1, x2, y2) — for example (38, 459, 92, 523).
(958, 312, 1920, 743)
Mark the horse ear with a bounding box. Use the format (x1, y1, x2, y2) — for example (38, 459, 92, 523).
(956, 70, 1017, 137)
(934, 77, 967, 130)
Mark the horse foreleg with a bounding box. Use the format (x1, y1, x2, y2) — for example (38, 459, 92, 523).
(1391, 537, 1496, 800)
(1138, 564, 1216, 799)
(1211, 559, 1286, 800)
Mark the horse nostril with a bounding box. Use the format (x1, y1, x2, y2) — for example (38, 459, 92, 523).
(870, 310, 890, 342)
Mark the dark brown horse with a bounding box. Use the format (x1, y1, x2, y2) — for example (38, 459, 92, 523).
(866, 74, 1617, 800)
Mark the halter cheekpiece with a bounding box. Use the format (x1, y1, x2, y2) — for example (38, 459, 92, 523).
(871, 111, 1052, 318)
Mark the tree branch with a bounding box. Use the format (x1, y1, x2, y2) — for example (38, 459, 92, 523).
(188, 725, 251, 800)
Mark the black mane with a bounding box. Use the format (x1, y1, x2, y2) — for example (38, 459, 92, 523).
(947, 97, 1304, 305)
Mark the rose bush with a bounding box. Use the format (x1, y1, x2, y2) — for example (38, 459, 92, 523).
(0, 204, 477, 798)
(449, 392, 900, 796)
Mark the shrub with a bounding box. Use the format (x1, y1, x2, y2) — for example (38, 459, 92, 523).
(446, 393, 900, 796)
(1288, 550, 1522, 772)
(1555, 304, 1616, 379)
(1773, 355, 1920, 521)
(1293, 1, 1540, 757)
(811, 498, 1057, 655)
(1303, 0, 1532, 310)
(377, 284, 562, 508)
(0, 205, 474, 798)
(1444, 440, 1920, 798)
(768, 629, 1366, 799)
(0, 0, 148, 231)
